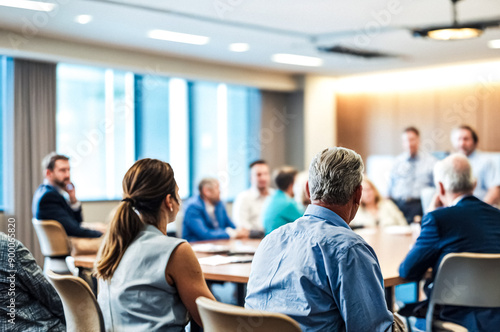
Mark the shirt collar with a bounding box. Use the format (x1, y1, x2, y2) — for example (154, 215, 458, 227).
(405, 151, 420, 161)
(452, 194, 472, 206)
(303, 204, 351, 230)
(467, 150, 478, 159)
(248, 186, 272, 199)
(44, 179, 70, 201)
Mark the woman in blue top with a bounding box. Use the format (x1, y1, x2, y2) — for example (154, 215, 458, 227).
(95, 159, 215, 331)
(262, 166, 304, 235)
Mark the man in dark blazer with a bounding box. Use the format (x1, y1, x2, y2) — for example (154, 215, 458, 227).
(32, 153, 102, 239)
(399, 153, 500, 331)
(182, 178, 249, 242)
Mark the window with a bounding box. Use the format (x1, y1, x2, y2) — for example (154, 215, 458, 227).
(0, 56, 14, 211)
(135, 76, 189, 198)
(190, 82, 261, 200)
(56, 64, 135, 200)
(56, 63, 261, 201)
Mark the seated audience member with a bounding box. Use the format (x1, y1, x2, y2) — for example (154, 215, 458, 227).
(399, 154, 500, 331)
(451, 125, 500, 206)
(388, 127, 436, 224)
(95, 159, 215, 331)
(262, 166, 303, 235)
(293, 170, 311, 210)
(232, 160, 273, 238)
(246, 147, 402, 332)
(351, 177, 407, 228)
(183, 178, 249, 242)
(32, 152, 104, 254)
(0, 232, 65, 331)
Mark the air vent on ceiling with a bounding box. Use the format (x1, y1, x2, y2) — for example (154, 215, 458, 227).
(317, 45, 396, 59)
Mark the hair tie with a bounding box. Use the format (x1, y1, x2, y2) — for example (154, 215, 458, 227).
(122, 197, 135, 206)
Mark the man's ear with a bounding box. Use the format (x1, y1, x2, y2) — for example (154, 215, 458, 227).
(305, 180, 311, 199)
(438, 182, 446, 196)
(354, 184, 362, 205)
(45, 169, 51, 178)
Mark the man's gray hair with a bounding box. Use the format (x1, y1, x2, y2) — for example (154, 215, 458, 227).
(198, 177, 218, 194)
(433, 153, 475, 194)
(308, 147, 364, 205)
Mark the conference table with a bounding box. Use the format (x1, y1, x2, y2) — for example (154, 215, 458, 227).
(75, 226, 423, 311)
(192, 226, 422, 310)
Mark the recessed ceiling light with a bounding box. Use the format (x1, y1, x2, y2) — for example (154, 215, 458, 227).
(229, 43, 249, 52)
(271, 53, 323, 67)
(75, 15, 93, 25)
(148, 29, 209, 45)
(424, 27, 483, 40)
(0, 0, 56, 11)
(488, 39, 500, 49)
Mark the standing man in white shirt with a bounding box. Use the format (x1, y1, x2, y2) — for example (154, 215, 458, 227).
(232, 160, 274, 238)
(451, 125, 500, 206)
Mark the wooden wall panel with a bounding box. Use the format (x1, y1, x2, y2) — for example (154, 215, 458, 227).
(337, 83, 500, 159)
(395, 90, 437, 154)
(336, 93, 369, 160)
(480, 82, 500, 151)
(364, 93, 399, 157)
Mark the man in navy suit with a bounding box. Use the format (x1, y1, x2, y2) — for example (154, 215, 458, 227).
(32, 153, 102, 241)
(183, 178, 249, 242)
(399, 153, 500, 331)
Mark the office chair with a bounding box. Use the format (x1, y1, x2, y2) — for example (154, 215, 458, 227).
(196, 296, 301, 332)
(46, 270, 105, 332)
(426, 252, 500, 332)
(32, 218, 77, 275)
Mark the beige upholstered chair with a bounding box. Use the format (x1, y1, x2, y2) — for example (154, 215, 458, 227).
(196, 296, 301, 332)
(46, 270, 105, 332)
(426, 252, 500, 332)
(32, 219, 76, 275)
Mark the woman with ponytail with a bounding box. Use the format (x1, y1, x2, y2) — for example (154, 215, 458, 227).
(95, 159, 215, 331)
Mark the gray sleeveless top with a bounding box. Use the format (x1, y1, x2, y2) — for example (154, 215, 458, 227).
(98, 224, 188, 331)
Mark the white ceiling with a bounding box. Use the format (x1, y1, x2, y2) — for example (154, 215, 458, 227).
(0, 0, 499, 75)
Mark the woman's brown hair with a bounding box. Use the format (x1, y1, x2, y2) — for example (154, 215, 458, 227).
(94, 158, 178, 280)
(360, 176, 382, 207)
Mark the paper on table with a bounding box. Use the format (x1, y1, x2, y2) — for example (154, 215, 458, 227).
(383, 225, 412, 235)
(198, 255, 253, 266)
(191, 243, 230, 254)
(229, 244, 257, 255)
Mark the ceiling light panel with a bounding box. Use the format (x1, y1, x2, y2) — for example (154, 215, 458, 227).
(148, 29, 209, 45)
(488, 39, 500, 49)
(75, 15, 92, 25)
(0, 0, 56, 12)
(229, 43, 250, 52)
(271, 53, 323, 67)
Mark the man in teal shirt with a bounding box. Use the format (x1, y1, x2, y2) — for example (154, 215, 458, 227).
(262, 166, 303, 235)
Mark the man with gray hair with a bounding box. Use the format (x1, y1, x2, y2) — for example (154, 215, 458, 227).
(245, 147, 398, 332)
(399, 153, 500, 330)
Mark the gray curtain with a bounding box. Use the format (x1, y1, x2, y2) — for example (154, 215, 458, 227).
(13, 59, 56, 265)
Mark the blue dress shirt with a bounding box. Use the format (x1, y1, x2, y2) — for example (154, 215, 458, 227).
(245, 205, 394, 332)
(467, 150, 500, 200)
(182, 195, 236, 242)
(388, 152, 436, 200)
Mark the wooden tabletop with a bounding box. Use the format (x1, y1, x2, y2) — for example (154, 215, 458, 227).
(193, 227, 420, 287)
(74, 227, 420, 287)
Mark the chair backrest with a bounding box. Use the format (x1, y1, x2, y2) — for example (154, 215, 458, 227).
(46, 270, 105, 332)
(32, 219, 71, 257)
(426, 252, 500, 331)
(196, 296, 301, 332)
